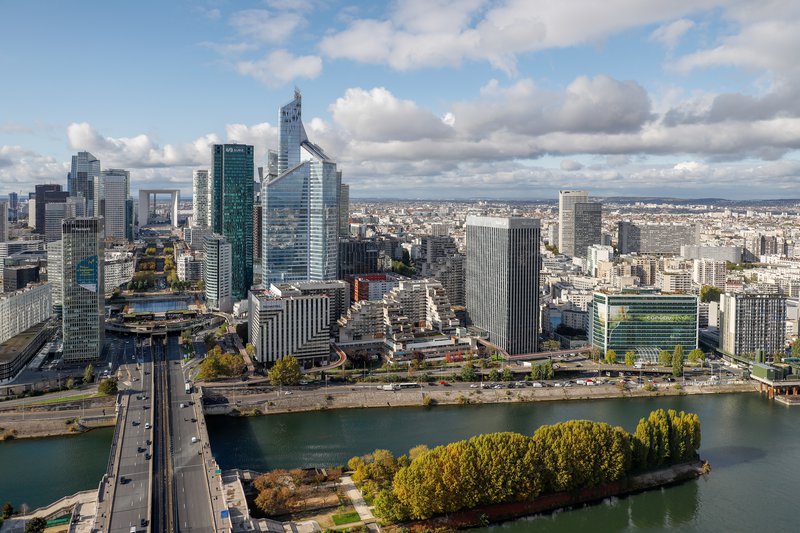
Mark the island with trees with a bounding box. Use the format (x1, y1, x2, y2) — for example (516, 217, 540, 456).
(331, 408, 704, 529)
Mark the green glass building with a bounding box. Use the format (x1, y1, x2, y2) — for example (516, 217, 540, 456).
(212, 144, 254, 301)
(590, 289, 698, 361)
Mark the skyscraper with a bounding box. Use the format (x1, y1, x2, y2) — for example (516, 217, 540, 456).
(572, 201, 602, 259)
(45, 199, 80, 243)
(8, 192, 18, 222)
(262, 91, 340, 284)
(204, 233, 232, 312)
(35, 184, 68, 235)
(0, 201, 7, 242)
(61, 217, 104, 362)
(69, 152, 101, 216)
(558, 190, 588, 257)
(48, 240, 63, 316)
(719, 292, 785, 358)
(100, 169, 130, 241)
(192, 169, 211, 227)
(339, 182, 350, 237)
(466, 216, 540, 355)
(211, 145, 254, 301)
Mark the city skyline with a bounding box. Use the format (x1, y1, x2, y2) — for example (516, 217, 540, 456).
(1, 1, 800, 200)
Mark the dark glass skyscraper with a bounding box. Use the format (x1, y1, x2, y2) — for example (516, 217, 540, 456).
(212, 144, 254, 301)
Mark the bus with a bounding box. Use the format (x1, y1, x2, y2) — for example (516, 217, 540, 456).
(397, 382, 421, 389)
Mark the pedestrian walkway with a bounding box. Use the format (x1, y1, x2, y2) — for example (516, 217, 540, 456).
(339, 476, 377, 524)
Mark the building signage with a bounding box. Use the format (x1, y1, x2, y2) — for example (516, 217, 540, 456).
(76, 255, 98, 293)
(225, 146, 246, 153)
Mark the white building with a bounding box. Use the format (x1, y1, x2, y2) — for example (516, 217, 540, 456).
(104, 251, 134, 295)
(204, 234, 232, 312)
(249, 287, 330, 366)
(0, 283, 52, 345)
(692, 258, 727, 289)
(586, 245, 614, 277)
(47, 240, 62, 314)
(657, 269, 692, 292)
(177, 252, 203, 282)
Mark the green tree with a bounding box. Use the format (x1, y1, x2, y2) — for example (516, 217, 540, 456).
(590, 346, 602, 363)
(25, 517, 47, 533)
(460, 365, 477, 382)
(624, 351, 636, 366)
(542, 339, 561, 351)
(658, 350, 672, 366)
(605, 349, 617, 365)
(791, 338, 800, 357)
(98, 377, 118, 395)
(672, 345, 684, 377)
(268, 356, 302, 386)
(487, 369, 500, 381)
(688, 349, 705, 364)
(83, 363, 94, 384)
(2, 502, 12, 519)
(501, 368, 514, 381)
(700, 285, 722, 303)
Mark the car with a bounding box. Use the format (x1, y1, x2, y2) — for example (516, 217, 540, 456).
(131, 421, 139, 426)
(469, 384, 479, 388)
(284, 391, 292, 395)
(120, 476, 130, 485)
(190, 418, 197, 423)
(144, 423, 151, 429)
(191, 436, 198, 444)
(137, 446, 145, 453)
(180, 403, 185, 408)
(145, 453, 151, 460)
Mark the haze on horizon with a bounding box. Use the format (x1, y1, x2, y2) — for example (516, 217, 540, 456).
(2, 0, 800, 201)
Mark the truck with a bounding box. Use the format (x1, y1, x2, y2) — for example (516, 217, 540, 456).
(378, 384, 399, 391)
(185, 381, 192, 394)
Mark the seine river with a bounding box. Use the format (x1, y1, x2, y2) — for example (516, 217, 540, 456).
(2, 393, 796, 531)
(207, 393, 798, 532)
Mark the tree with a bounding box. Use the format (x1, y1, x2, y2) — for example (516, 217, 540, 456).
(659, 350, 672, 367)
(98, 377, 118, 395)
(542, 339, 561, 352)
(501, 368, 513, 381)
(605, 350, 617, 365)
(672, 345, 684, 377)
(245, 343, 255, 356)
(625, 351, 636, 366)
(66, 377, 75, 389)
(688, 349, 705, 364)
(268, 356, 302, 386)
(83, 364, 94, 384)
(2, 502, 12, 519)
(487, 369, 500, 381)
(25, 517, 47, 533)
(460, 365, 477, 382)
(590, 346, 602, 363)
(700, 285, 722, 303)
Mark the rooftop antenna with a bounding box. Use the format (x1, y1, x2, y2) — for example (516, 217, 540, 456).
(294, 86, 301, 100)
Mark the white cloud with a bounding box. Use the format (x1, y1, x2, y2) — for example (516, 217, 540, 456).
(650, 19, 695, 49)
(229, 9, 306, 44)
(320, 0, 723, 73)
(560, 159, 583, 171)
(329, 87, 453, 142)
(236, 50, 322, 87)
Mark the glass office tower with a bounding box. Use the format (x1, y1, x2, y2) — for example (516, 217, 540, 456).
(262, 91, 340, 284)
(212, 144, 254, 301)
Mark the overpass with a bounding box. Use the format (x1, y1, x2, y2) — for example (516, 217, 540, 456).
(98, 333, 228, 532)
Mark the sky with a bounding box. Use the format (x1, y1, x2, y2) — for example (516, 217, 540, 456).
(2, 0, 800, 200)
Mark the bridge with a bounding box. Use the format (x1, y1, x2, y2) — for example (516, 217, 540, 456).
(96, 333, 228, 532)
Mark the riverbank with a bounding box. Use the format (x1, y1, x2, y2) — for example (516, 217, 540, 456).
(0, 394, 117, 440)
(391, 460, 707, 531)
(202, 381, 758, 417)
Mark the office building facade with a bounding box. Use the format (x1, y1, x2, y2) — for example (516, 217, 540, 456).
(100, 169, 130, 241)
(0, 201, 7, 242)
(0, 283, 52, 346)
(61, 218, 104, 362)
(558, 190, 588, 256)
(719, 292, 785, 358)
(466, 216, 540, 355)
(69, 151, 101, 216)
(204, 234, 232, 312)
(572, 201, 602, 259)
(212, 144, 254, 301)
(263, 91, 340, 284)
(590, 290, 698, 360)
(35, 184, 68, 235)
(693, 258, 726, 289)
(192, 169, 211, 227)
(618, 222, 699, 255)
(339, 182, 350, 237)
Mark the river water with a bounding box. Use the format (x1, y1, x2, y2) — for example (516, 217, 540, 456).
(0, 428, 113, 511)
(207, 393, 798, 532)
(1, 393, 795, 530)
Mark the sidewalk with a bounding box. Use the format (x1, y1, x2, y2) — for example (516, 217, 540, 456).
(339, 475, 378, 530)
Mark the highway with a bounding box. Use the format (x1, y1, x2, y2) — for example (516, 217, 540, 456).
(166, 334, 216, 532)
(107, 339, 153, 533)
(151, 334, 173, 533)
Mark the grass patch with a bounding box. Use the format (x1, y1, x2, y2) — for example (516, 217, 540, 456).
(331, 511, 360, 526)
(28, 393, 97, 406)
